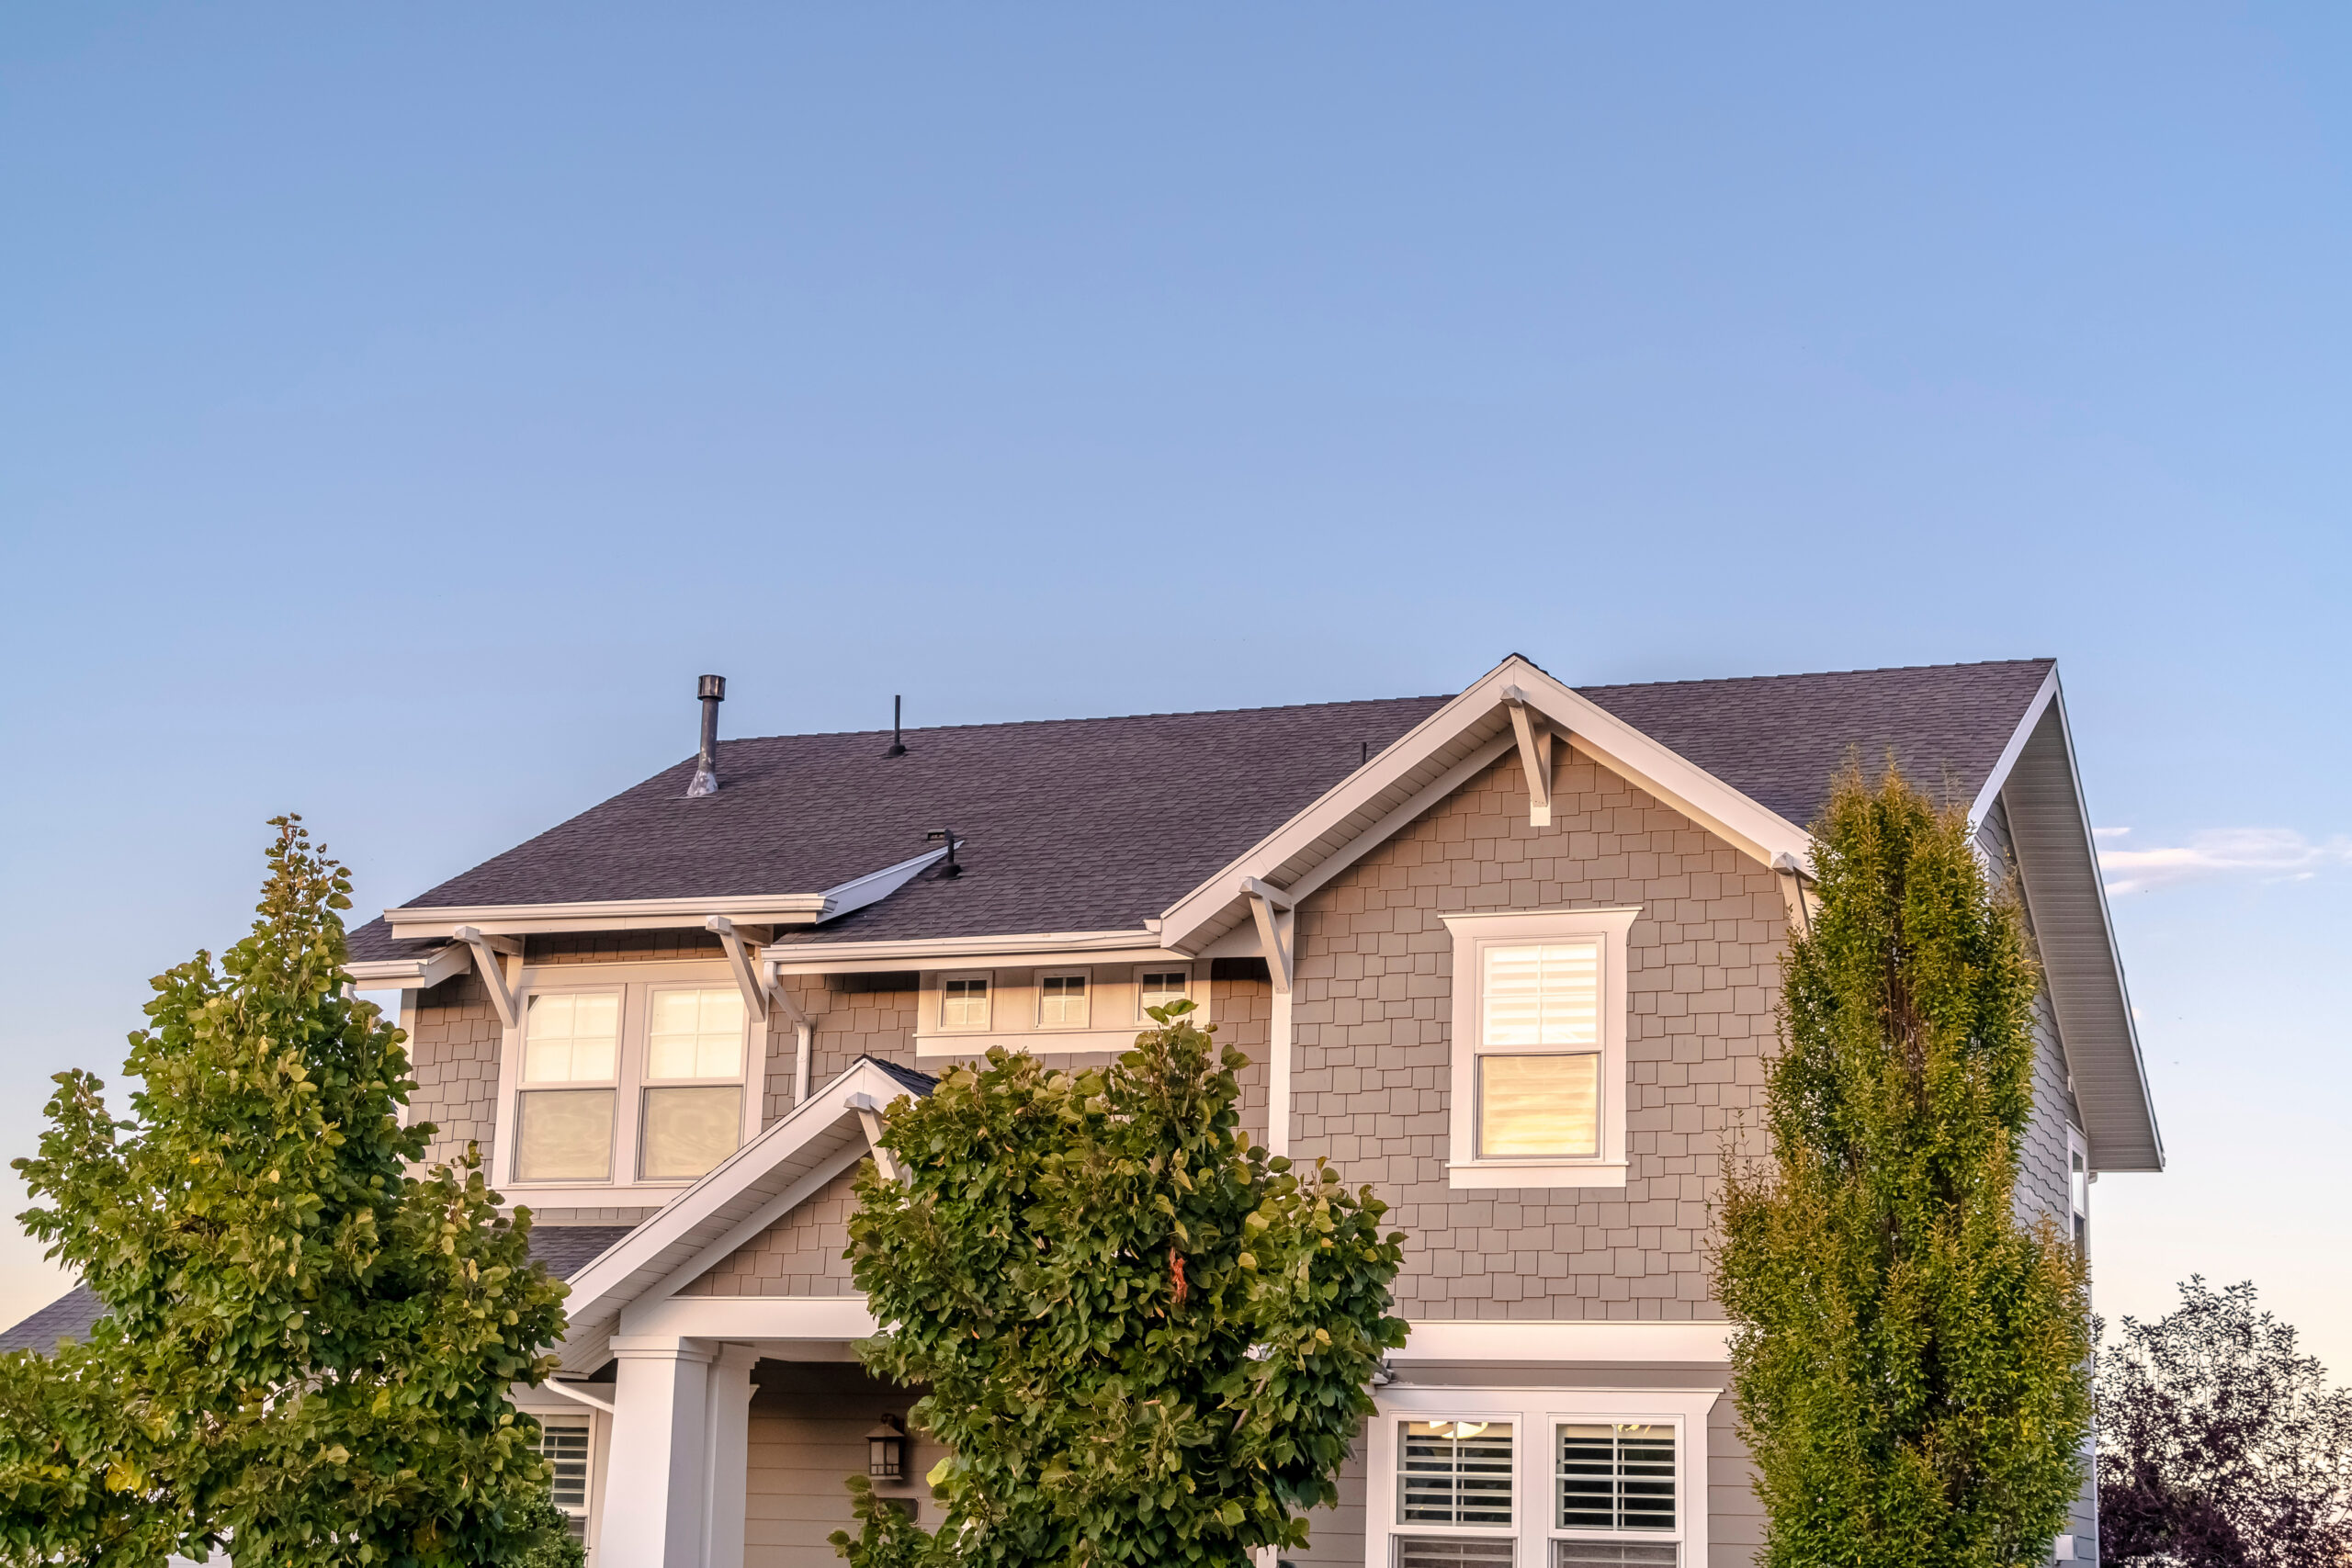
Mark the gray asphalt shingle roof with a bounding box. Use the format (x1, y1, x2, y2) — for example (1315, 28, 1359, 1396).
(348, 659, 2054, 960)
(0, 1224, 637, 1357)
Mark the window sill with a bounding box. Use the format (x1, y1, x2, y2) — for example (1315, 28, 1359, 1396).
(914, 1027, 1148, 1059)
(1445, 1159, 1629, 1190)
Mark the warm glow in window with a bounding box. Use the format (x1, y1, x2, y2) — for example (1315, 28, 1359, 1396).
(1482, 942, 1599, 1047)
(1039, 974, 1089, 1027)
(515, 993, 621, 1182)
(1399, 1420, 1514, 1528)
(1477, 1055, 1600, 1158)
(1139, 970, 1189, 1015)
(646, 987, 746, 1080)
(942, 977, 989, 1030)
(522, 992, 620, 1084)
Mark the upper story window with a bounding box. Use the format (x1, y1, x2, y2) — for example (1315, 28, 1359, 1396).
(639, 987, 747, 1181)
(506, 976, 756, 1190)
(1442, 908, 1639, 1190)
(516, 992, 622, 1182)
(1038, 972, 1090, 1028)
(2068, 1128, 2090, 1252)
(940, 976, 990, 1031)
(1138, 968, 1190, 1017)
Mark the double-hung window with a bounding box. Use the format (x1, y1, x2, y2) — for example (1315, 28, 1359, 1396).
(1398, 1419, 1515, 1558)
(515, 993, 621, 1182)
(1556, 1424, 1678, 1563)
(639, 987, 748, 1181)
(507, 976, 755, 1191)
(1442, 908, 1638, 1189)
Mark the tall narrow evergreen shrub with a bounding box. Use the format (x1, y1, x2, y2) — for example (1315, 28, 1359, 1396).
(1714, 764, 2091, 1568)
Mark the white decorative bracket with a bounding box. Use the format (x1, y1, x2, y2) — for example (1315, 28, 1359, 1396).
(845, 1091, 902, 1183)
(1502, 684, 1557, 828)
(1240, 876, 1296, 996)
(706, 916, 778, 1023)
(1770, 851, 1816, 934)
(544, 1379, 616, 1416)
(451, 925, 524, 1029)
(709, 917, 821, 1105)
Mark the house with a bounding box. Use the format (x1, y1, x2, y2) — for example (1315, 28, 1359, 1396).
(3, 653, 2159, 1567)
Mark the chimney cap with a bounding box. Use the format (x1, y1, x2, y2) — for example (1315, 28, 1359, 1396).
(698, 674, 726, 701)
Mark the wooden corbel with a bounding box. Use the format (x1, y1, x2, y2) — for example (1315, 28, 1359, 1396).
(451, 925, 524, 1029)
(1239, 876, 1296, 996)
(1771, 852, 1816, 934)
(706, 915, 777, 1023)
(845, 1092, 902, 1182)
(1501, 684, 1557, 828)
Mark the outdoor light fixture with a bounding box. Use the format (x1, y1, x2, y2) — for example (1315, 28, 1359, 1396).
(865, 1415, 907, 1481)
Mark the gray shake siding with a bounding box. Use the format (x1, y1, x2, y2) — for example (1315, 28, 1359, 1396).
(1291, 749, 1785, 1321)
(685, 1168, 864, 1298)
(403, 968, 502, 1168)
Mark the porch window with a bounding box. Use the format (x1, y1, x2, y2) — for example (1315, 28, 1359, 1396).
(535, 1418, 592, 1541)
(639, 987, 748, 1181)
(1557, 1423, 1676, 1532)
(1398, 1419, 1514, 1528)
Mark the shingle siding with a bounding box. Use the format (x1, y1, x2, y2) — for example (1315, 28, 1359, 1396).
(684, 1168, 863, 1298)
(1291, 750, 1786, 1321)
(404, 970, 503, 1168)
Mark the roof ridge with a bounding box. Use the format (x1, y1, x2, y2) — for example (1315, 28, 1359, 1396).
(715, 692, 1457, 749)
(1574, 656, 2054, 695)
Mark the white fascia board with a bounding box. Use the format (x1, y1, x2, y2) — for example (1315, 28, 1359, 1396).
(344, 942, 473, 990)
(560, 1057, 919, 1335)
(760, 931, 1175, 971)
(1966, 665, 2063, 830)
(1390, 1319, 1733, 1365)
(386, 893, 830, 941)
(1158, 657, 1813, 952)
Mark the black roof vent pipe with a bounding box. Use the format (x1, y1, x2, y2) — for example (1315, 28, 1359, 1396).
(686, 674, 725, 797)
(887, 694, 907, 757)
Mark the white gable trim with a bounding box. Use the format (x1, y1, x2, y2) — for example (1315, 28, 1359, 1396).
(554, 1056, 922, 1371)
(1966, 665, 2062, 829)
(1158, 656, 1814, 953)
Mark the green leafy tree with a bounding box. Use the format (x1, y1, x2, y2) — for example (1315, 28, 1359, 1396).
(0, 817, 574, 1566)
(832, 1002, 1407, 1568)
(1713, 764, 2093, 1568)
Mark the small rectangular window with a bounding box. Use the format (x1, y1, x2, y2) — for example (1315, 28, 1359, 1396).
(1557, 1423, 1676, 1533)
(941, 976, 990, 1031)
(1139, 969, 1190, 1017)
(1038, 973, 1090, 1028)
(536, 1419, 592, 1540)
(2069, 1141, 2089, 1250)
(1398, 1420, 1513, 1528)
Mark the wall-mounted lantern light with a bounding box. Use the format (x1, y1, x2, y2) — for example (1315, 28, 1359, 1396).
(866, 1415, 907, 1482)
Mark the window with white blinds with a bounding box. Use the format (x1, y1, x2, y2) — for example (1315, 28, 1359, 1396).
(536, 1419, 592, 1540)
(1557, 1423, 1677, 1532)
(1398, 1420, 1514, 1528)
(1444, 908, 1638, 1189)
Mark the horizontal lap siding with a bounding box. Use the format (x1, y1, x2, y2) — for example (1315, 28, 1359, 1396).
(1293, 751, 1787, 1321)
(1710, 1395, 1763, 1567)
(1288, 1423, 1370, 1567)
(746, 1365, 942, 1567)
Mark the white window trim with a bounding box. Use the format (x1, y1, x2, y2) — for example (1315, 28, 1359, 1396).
(1035, 967, 1093, 1031)
(1368, 1384, 1715, 1568)
(2066, 1124, 2090, 1248)
(1441, 907, 1640, 1190)
(935, 970, 995, 1033)
(492, 960, 766, 1204)
(1136, 963, 1193, 1021)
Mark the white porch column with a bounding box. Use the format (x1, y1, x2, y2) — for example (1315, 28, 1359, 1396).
(599, 1336, 718, 1567)
(701, 1344, 762, 1568)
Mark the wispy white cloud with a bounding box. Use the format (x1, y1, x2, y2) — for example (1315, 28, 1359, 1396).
(2096, 826, 2352, 896)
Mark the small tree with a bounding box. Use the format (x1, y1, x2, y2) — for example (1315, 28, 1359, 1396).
(0, 817, 576, 1566)
(832, 1003, 1406, 1568)
(2098, 1277, 2352, 1567)
(1713, 763, 2093, 1568)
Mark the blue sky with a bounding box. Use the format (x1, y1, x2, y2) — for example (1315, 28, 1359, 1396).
(3, 5, 2347, 1371)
